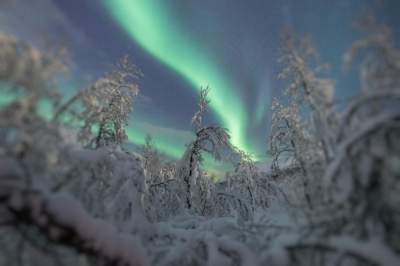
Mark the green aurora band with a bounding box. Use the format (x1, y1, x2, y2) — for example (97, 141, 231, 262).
(102, 0, 255, 156)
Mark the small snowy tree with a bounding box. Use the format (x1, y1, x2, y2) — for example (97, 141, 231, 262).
(277, 30, 337, 163)
(0, 33, 66, 119)
(222, 150, 259, 221)
(141, 134, 162, 180)
(50, 55, 139, 148)
(140, 135, 180, 222)
(177, 87, 232, 210)
(269, 31, 337, 209)
(77, 56, 140, 148)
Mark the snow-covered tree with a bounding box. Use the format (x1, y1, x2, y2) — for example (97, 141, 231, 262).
(322, 15, 400, 252)
(51, 56, 140, 148)
(269, 31, 338, 209)
(177, 87, 232, 210)
(141, 134, 162, 181)
(277, 30, 337, 163)
(0, 33, 66, 120)
(79, 56, 140, 148)
(140, 135, 182, 222)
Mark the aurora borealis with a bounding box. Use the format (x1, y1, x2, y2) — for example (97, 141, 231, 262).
(102, 0, 252, 156)
(1, 0, 400, 172)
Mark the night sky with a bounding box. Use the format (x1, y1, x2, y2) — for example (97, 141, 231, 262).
(1, 0, 399, 171)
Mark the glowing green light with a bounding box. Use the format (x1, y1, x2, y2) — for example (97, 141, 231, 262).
(102, 0, 254, 155)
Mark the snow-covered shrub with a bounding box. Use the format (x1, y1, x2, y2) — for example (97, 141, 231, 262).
(0, 158, 148, 266)
(143, 172, 184, 222)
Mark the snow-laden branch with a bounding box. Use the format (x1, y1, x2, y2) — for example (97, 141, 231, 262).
(324, 111, 400, 188)
(153, 223, 258, 266)
(263, 233, 400, 266)
(337, 89, 400, 141)
(288, 236, 400, 266)
(0, 174, 148, 266)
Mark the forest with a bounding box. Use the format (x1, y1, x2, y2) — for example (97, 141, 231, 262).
(0, 8, 400, 266)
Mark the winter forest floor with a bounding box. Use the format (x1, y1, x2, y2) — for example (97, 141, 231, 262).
(1, 13, 400, 266)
